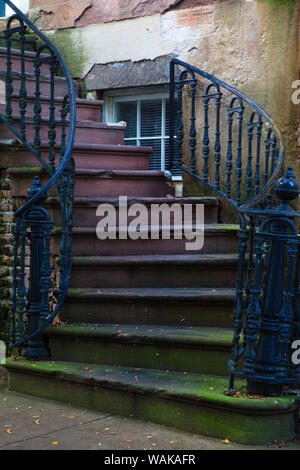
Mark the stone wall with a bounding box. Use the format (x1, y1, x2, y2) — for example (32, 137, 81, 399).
(28, 0, 300, 174)
(0, 169, 14, 344)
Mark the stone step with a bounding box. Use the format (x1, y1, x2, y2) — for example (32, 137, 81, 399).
(0, 35, 37, 52)
(6, 358, 296, 445)
(0, 141, 152, 171)
(46, 324, 234, 376)
(48, 196, 220, 228)
(0, 47, 51, 74)
(8, 168, 174, 198)
(0, 70, 78, 98)
(0, 118, 125, 145)
(52, 224, 238, 256)
(69, 253, 237, 288)
(60, 287, 235, 327)
(0, 95, 103, 122)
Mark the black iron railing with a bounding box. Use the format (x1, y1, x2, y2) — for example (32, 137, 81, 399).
(169, 58, 284, 209)
(0, 0, 76, 357)
(169, 59, 300, 395)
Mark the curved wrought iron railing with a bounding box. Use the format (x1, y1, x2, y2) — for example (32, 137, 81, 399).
(0, 0, 76, 355)
(169, 59, 300, 395)
(169, 58, 285, 211)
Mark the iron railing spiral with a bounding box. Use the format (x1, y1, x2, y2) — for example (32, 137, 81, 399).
(169, 58, 285, 211)
(0, 0, 76, 355)
(169, 59, 300, 395)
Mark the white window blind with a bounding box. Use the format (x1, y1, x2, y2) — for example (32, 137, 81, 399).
(113, 94, 176, 172)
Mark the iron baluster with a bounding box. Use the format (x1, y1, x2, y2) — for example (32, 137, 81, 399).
(18, 18, 27, 142)
(254, 114, 262, 195)
(226, 97, 244, 199)
(33, 51, 42, 161)
(246, 118, 254, 202)
(235, 104, 244, 206)
(4, 19, 13, 124)
(189, 76, 197, 174)
(202, 92, 210, 183)
(214, 88, 222, 190)
(48, 50, 57, 174)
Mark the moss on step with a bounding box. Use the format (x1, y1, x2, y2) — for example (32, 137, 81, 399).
(46, 324, 235, 375)
(6, 359, 297, 445)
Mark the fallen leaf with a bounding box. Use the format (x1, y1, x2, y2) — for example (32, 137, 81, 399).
(52, 442, 59, 445)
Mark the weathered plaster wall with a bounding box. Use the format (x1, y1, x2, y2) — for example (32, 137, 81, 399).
(29, 0, 228, 29)
(29, 0, 300, 177)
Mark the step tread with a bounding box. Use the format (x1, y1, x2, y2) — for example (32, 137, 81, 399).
(0, 68, 73, 84)
(7, 115, 124, 129)
(58, 224, 238, 235)
(0, 139, 152, 154)
(66, 287, 236, 301)
(0, 46, 49, 59)
(6, 358, 294, 413)
(46, 323, 234, 348)
(7, 167, 168, 178)
(48, 196, 220, 207)
(71, 253, 238, 266)
(9, 93, 103, 107)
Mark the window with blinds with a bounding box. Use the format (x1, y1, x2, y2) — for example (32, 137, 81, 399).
(113, 94, 179, 174)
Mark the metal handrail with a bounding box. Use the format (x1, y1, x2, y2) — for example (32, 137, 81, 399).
(1, 0, 76, 350)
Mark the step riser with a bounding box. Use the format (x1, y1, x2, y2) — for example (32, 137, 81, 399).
(7, 367, 295, 445)
(1, 74, 71, 97)
(0, 121, 124, 145)
(69, 262, 237, 288)
(0, 98, 102, 122)
(50, 203, 218, 228)
(52, 231, 238, 256)
(9, 174, 173, 198)
(61, 298, 234, 328)
(1, 148, 150, 171)
(48, 334, 230, 376)
(0, 51, 51, 75)
(0, 147, 150, 171)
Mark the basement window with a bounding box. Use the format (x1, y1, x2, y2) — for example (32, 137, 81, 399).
(107, 92, 180, 177)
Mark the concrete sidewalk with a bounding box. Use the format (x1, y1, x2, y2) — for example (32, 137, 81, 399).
(0, 365, 299, 451)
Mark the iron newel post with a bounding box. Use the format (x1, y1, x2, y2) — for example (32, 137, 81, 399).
(242, 167, 300, 395)
(23, 177, 53, 360)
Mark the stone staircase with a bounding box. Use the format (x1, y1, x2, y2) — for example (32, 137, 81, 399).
(3, 47, 297, 446)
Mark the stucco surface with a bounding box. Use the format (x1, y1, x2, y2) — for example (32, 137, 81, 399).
(29, 0, 300, 177)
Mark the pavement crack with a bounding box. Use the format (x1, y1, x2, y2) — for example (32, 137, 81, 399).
(0, 414, 112, 448)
